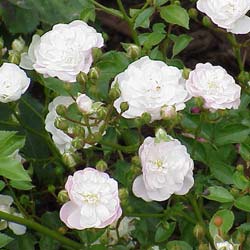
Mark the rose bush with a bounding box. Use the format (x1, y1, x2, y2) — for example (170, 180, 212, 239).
(0, 0, 250, 250)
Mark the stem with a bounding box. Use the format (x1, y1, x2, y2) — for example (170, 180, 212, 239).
(116, 0, 140, 45)
(227, 34, 244, 72)
(188, 195, 214, 248)
(0, 211, 84, 249)
(90, 0, 123, 18)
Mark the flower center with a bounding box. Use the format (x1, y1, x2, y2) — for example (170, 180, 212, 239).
(208, 81, 218, 89)
(81, 193, 99, 204)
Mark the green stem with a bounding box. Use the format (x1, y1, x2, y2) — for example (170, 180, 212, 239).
(188, 195, 214, 248)
(116, 0, 140, 45)
(227, 34, 244, 72)
(99, 140, 139, 153)
(90, 0, 123, 18)
(0, 211, 84, 249)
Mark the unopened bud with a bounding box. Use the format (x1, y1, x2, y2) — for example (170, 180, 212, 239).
(202, 16, 212, 28)
(48, 184, 55, 193)
(236, 231, 246, 244)
(236, 164, 244, 172)
(194, 97, 204, 108)
(62, 152, 77, 168)
(72, 137, 85, 149)
(198, 243, 209, 250)
(127, 44, 141, 59)
(155, 128, 171, 143)
(213, 216, 223, 227)
(54, 117, 68, 131)
(92, 47, 103, 62)
(58, 226, 68, 234)
(0, 37, 4, 50)
(161, 106, 177, 120)
(191, 106, 201, 114)
(56, 104, 67, 116)
(76, 72, 88, 85)
(71, 126, 85, 137)
(193, 224, 205, 240)
(141, 112, 151, 124)
(131, 156, 140, 166)
(96, 160, 108, 172)
(12, 37, 25, 52)
(120, 102, 129, 113)
(64, 82, 73, 91)
(57, 190, 69, 204)
(238, 71, 249, 84)
(182, 67, 191, 80)
(119, 188, 129, 205)
(188, 8, 198, 19)
(109, 82, 121, 100)
(76, 94, 93, 114)
(88, 67, 100, 80)
(96, 106, 108, 119)
(8, 50, 20, 64)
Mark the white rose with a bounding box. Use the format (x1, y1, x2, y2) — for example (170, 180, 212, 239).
(186, 63, 241, 111)
(132, 137, 194, 202)
(216, 242, 234, 250)
(20, 20, 104, 82)
(0, 195, 26, 235)
(76, 93, 93, 114)
(197, 0, 250, 34)
(45, 96, 75, 154)
(113, 56, 189, 122)
(0, 63, 30, 103)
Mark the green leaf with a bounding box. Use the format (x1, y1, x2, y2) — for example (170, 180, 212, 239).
(239, 139, 250, 161)
(204, 186, 234, 203)
(209, 210, 234, 238)
(209, 161, 234, 185)
(0, 180, 5, 192)
(155, 222, 176, 242)
(233, 171, 249, 190)
(79, 0, 95, 22)
(214, 124, 250, 146)
(166, 240, 192, 250)
(171, 34, 193, 57)
(10, 180, 34, 190)
(160, 5, 189, 29)
(155, 0, 169, 6)
(1, 1, 39, 33)
(0, 131, 25, 157)
(237, 223, 250, 232)
(234, 196, 250, 212)
(0, 233, 14, 248)
(0, 156, 31, 181)
(134, 7, 154, 29)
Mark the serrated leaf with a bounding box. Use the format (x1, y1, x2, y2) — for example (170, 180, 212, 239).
(160, 5, 189, 29)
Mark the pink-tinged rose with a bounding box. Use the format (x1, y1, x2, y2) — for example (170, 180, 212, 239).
(20, 20, 104, 82)
(132, 137, 194, 202)
(76, 93, 93, 114)
(197, 0, 250, 34)
(113, 56, 190, 122)
(60, 168, 122, 229)
(186, 63, 241, 111)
